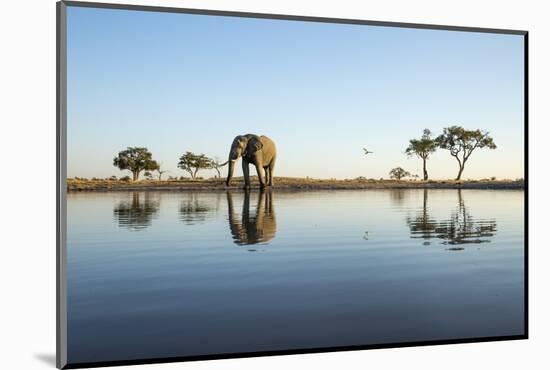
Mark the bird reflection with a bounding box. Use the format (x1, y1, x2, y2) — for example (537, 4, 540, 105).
(179, 193, 214, 225)
(113, 192, 160, 231)
(227, 189, 277, 248)
(406, 189, 497, 248)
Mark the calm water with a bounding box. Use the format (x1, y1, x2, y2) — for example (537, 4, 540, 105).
(67, 189, 524, 364)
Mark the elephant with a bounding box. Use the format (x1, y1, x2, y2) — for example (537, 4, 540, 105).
(225, 134, 276, 188)
(226, 189, 277, 247)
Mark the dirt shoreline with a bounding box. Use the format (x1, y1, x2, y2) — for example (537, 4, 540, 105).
(67, 178, 524, 192)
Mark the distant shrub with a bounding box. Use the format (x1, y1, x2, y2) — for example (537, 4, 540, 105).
(389, 167, 411, 180)
(109, 176, 117, 181)
(120, 176, 131, 182)
(490, 176, 496, 181)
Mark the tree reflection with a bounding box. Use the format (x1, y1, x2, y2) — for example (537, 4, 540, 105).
(227, 189, 277, 248)
(113, 192, 160, 231)
(179, 193, 214, 225)
(406, 189, 497, 248)
(406, 189, 438, 245)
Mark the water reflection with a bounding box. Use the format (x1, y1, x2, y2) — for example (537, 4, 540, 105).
(389, 189, 408, 206)
(406, 190, 438, 245)
(227, 189, 277, 248)
(179, 194, 215, 225)
(113, 192, 160, 231)
(407, 190, 497, 248)
(70, 189, 524, 363)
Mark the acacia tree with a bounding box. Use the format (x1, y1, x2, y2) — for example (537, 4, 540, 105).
(113, 147, 158, 181)
(436, 126, 497, 180)
(178, 152, 211, 180)
(405, 129, 437, 180)
(389, 167, 411, 180)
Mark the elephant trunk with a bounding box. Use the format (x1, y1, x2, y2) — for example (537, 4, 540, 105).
(226, 160, 236, 186)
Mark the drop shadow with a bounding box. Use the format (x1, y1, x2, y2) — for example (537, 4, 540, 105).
(34, 353, 56, 367)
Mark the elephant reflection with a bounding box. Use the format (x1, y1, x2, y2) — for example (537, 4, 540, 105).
(406, 189, 497, 247)
(113, 192, 160, 230)
(227, 189, 276, 246)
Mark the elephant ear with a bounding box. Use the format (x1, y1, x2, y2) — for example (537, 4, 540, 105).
(244, 137, 263, 156)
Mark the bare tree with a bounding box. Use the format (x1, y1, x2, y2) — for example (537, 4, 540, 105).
(209, 157, 225, 178)
(154, 162, 169, 181)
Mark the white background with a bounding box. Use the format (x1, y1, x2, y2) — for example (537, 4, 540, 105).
(1, 0, 547, 369)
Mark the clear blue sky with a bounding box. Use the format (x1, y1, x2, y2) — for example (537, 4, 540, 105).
(67, 6, 524, 180)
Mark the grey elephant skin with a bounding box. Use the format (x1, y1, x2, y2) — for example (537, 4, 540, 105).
(226, 134, 277, 188)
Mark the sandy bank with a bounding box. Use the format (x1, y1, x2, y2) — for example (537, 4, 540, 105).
(67, 177, 524, 192)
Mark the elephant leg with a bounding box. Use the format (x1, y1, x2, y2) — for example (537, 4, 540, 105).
(268, 158, 276, 186)
(263, 166, 270, 186)
(254, 160, 266, 188)
(242, 160, 251, 188)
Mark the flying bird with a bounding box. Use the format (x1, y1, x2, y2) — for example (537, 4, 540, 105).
(363, 148, 374, 156)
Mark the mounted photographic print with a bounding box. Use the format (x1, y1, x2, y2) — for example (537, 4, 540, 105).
(57, 1, 528, 368)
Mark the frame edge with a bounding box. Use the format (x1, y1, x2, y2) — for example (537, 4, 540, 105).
(56, 1, 529, 368)
(62, 0, 527, 35)
(57, 1, 68, 369)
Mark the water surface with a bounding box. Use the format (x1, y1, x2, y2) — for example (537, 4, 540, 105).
(67, 189, 524, 364)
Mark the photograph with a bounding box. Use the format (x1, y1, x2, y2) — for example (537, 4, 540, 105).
(59, 2, 526, 368)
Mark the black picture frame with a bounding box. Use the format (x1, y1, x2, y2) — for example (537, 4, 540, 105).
(56, 1, 529, 368)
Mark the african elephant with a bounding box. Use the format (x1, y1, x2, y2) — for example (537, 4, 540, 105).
(226, 189, 277, 246)
(225, 134, 276, 188)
